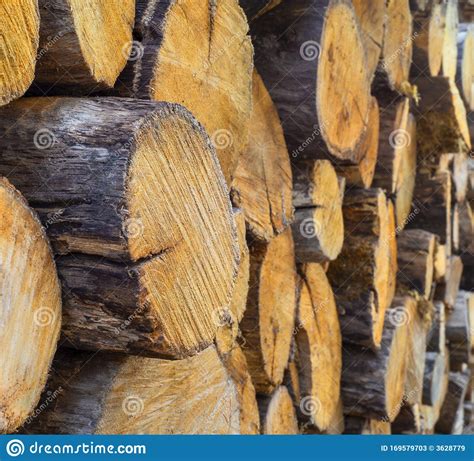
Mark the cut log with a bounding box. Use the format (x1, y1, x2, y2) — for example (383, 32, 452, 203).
(351, 0, 385, 80)
(427, 301, 446, 353)
(442, 0, 460, 80)
(220, 346, 261, 434)
(411, 1, 445, 77)
(435, 255, 464, 309)
(396, 229, 437, 299)
(231, 70, 293, 241)
(251, 0, 371, 162)
(258, 386, 298, 434)
(334, 97, 380, 188)
(435, 369, 471, 433)
(340, 297, 414, 421)
(31, 0, 134, 94)
(407, 172, 452, 247)
(216, 209, 250, 356)
(0, 0, 39, 106)
(294, 263, 342, 432)
(24, 346, 247, 434)
(344, 416, 391, 434)
(403, 298, 430, 406)
(292, 160, 344, 263)
(378, 0, 413, 92)
(0, 97, 239, 359)
(240, 227, 297, 393)
(446, 291, 472, 367)
(434, 243, 447, 282)
(0, 179, 62, 434)
(422, 350, 450, 407)
(115, 0, 253, 185)
(239, 0, 281, 21)
(457, 25, 474, 110)
(372, 98, 417, 228)
(453, 200, 473, 253)
(392, 403, 421, 434)
(414, 76, 471, 158)
(327, 188, 396, 348)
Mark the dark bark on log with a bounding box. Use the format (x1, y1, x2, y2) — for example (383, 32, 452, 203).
(435, 369, 471, 433)
(0, 97, 239, 359)
(392, 403, 421, 434)
(446, 291, 472, 367)
(250, 0, 371, 162)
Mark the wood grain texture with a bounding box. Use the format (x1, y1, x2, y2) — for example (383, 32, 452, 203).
(0, 179, 62, 433)
(0, 97, 239, 359)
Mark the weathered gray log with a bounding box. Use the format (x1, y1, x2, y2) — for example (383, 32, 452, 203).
(435, 369, 471, 433)
(446, 291, 472, 367)
(422, 351, 449, 407)
(341, 298, 413, 421)
(427, 301, 446, 353)
(0, 97, 239, 359)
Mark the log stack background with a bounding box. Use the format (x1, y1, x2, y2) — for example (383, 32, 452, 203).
(0, 0, 473, 435)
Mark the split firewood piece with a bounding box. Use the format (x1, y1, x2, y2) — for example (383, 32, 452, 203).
(0, 179, 62, 434)
(396, 229, 437, 299)
(327, 188, 396, 348)
(453, 200, 473, 253)
(414, 76, 471, 158)
(25, 346, 248, 434)
(220, 346, 260, 434)
(292, 160, 344, 263)
(294, 263, 342, 432)
(32, 0, 134, 94)
(216, 208, 250, 356)
(407, 172, 452, 247)
(351, 0, 385, 80)
(239, 0, 281, 21)
(116, 0, 253, 185)
(442, 0, 460, 81)
(457, 25, 474, 110)
(373, 97, 417, 227)
(446, 292, 472, 367)
(0, 97, 239, 359)
(335, 97, 380, 188)
(438, 152, 470, 203)
(344, 416, 391, 434)
(434, 243, 447, 282)
(0, 0, 39, 106)
(435, 368, 471, 434)
(258, 386, 298, 434)
(340, 297, 414, 421)
(250, 0, 371, 162)
(376, 0, 413, 92)
(411, 0, 445, 77)
(422, 350, 450, 409)
(403, 298, 431, 407)
(427, 301, 446, 353)
(392, 403, 421, 434)
(240, 227, 297, 394)
(458, 291, 474, 351)
(231, 71, 293, 241)
(435, 255, 464, 309)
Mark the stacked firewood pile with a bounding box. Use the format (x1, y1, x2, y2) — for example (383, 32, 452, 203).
(0, 0, 473, 435)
